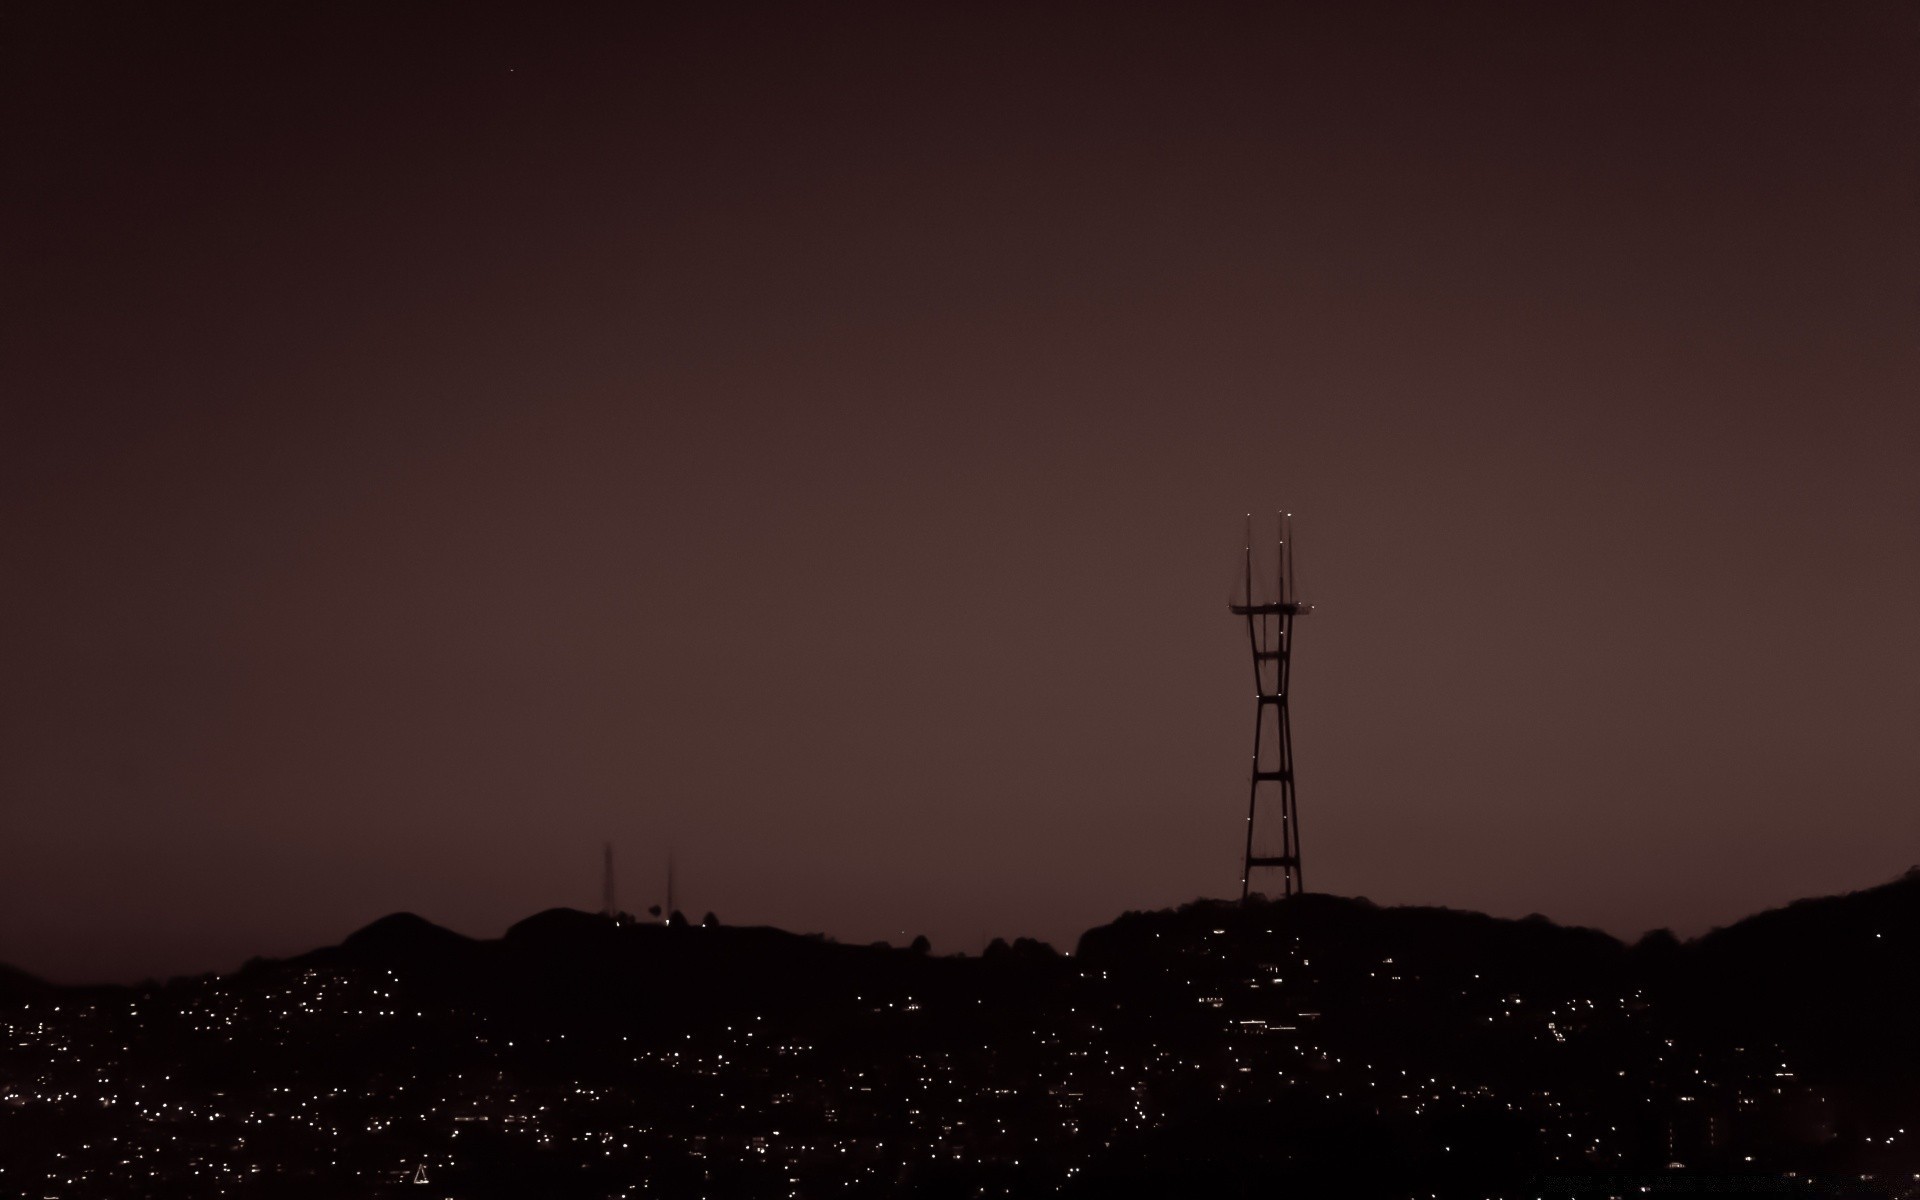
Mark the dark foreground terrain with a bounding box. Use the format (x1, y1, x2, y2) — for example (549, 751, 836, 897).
(3, 874, 1918, 1198)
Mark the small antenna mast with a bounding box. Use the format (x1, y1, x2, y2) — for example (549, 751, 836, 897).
(1276, 511, 1286, 607)
(1243, 513, 1254, 607)
(1285, 512, 1297, 605)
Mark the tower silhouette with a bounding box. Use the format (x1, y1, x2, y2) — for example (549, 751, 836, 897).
(1230, 513, 1314, 901)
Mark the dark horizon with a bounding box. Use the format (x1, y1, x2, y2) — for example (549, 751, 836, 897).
(4, 1, 1917, 985)
(8, 871, 1918, 1195)
(15, 852, 1920, 992)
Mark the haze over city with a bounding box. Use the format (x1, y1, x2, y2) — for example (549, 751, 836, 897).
(3, 2, 1916, 985)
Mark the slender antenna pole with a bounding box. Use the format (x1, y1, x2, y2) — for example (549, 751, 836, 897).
(1276, 511, 1285, 607)
(1243, 513, 1253, 608)
(1284, 512, 1296, 606)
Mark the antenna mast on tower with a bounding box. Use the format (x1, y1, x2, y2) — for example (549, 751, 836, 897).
(1229, 513, 1314, 901)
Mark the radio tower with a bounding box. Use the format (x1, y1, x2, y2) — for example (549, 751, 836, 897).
(1230, 513, 1314, 901)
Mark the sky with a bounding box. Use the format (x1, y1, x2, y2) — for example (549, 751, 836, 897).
(3, 2, 1916, 983)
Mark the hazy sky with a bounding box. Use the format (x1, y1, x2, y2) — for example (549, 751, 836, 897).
(4, 2, 1916, 983)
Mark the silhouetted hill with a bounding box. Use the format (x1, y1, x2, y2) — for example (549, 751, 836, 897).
(503, 906, 619, 945)
(278, 907, 1065, 1043)
(1078, 891, 1627, 984)
(339, 911, 478, 960)
(343, 910, 472, 948)
(234, 881, 1916, 1072)
(7, 881, 1915, 1197)
(1690, 865, 1920, 966)
(1656, 868, 1920, 1103)
(269, 910, 485, 987)
(0, 961, 48, 1000)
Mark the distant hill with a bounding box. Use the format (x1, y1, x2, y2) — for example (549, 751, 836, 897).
(272, 906, 1049, 1037)
(256, 873, 1920, 1104)
(5, 874, 1916, 1196)
(25, 871, 1920, 1035)
(1077, 890, 1628, 983)
(0, 961, 48, 1000)
(1661, 867, 1920, 1101)
(1084, 873, 1916, 1084)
